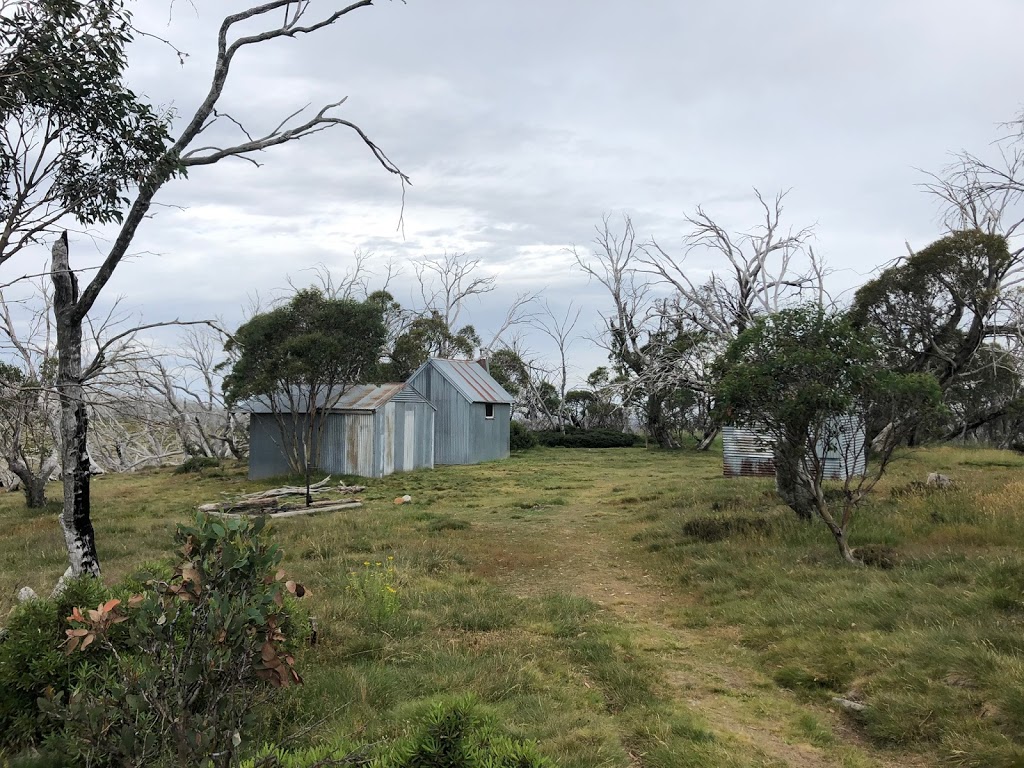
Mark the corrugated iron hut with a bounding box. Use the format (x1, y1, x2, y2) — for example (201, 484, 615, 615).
(723, 416, 867, 479)
(406, 358, 514, 465)
(246, 383, 435, 480)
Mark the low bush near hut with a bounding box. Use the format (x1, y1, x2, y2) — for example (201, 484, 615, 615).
(509, 420, 537, 451)
(1, 514, 309, 767)
(533, 428, 637, 449)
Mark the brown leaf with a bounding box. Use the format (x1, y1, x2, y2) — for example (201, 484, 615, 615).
(260, 642, 277, 662)
(275, 569, 287, 582)
(80, 633, 95, 651)
(68, 607, 85, 623)
(127, 594, 145, 608)
(101, 598, 121, 614)
(277, 665, 291, 687)
(64, 636, 80, 654)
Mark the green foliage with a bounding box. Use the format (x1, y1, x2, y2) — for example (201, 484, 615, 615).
(716, 306, 873, 430)
(716, 305, 943, 452)
(488, 349, 530, 400)
(380, 697, 553, 768)
(173, 455, 222, 474)
(0, 0, 175, 227)
(240, 698, 552, 768)
(850, 230, 1012, 380)
(508, 421, 536, 452)
(380, 311, 481, 381)
(224, 289, 386, 408)
(345, 558, 401, 633)
(223, 289, 387, 476)
(13, 514, 312, 767)
(0, 577, 108, 748)
(532, 428, 637, 449)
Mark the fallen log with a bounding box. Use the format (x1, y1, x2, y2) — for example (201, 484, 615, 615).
(206, 501, 363, 519)
(199, 495, 362, 514)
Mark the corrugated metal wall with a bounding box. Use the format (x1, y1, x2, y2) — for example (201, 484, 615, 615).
(408, 365, 510, 465)
(249, 405, 434, 480)
(723, 417, 867, 480)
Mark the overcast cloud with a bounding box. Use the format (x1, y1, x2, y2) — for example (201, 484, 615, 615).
(7, 0, 1024, 385)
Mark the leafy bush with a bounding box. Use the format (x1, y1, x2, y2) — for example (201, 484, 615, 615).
(0, 514, 311, 767)
(173, 455, 222, 474)
(509, 420, 537, 451)
(532, 427, 637, 449)
(0, 577, 109, 748)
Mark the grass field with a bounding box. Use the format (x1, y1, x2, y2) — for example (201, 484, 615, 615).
(1, 444, 1023, 767)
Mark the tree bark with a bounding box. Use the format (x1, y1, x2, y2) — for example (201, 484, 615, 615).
(646, 392, 674, 449)
(697, 426, 719, 452)
(51, 233, 101, 581)
(821, 517, 859, 565)
(773, 436, 815, 521)
(6, 453, 58, 508)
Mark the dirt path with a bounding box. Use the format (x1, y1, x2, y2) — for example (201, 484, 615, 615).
(469, 504, 925, 768)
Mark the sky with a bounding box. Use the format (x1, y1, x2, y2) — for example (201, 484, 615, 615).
(6, 0, 1024, 388)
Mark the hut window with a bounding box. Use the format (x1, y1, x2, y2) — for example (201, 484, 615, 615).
(485, 403, 494, 419)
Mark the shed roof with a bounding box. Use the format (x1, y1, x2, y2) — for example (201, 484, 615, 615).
(243, 383, 433, 414)
(412, 358, 515, 404)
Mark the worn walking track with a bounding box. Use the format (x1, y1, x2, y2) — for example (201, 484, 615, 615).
(454, 461, 926, 768)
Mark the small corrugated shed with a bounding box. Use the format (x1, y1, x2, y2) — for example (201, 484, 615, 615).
(723, 416, 867, 479)
(246, 383, 435, 480)
(406, 358, 514, 465)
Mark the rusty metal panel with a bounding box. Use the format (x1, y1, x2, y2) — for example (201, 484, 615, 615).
(345, 413, 375, 477)
(243, 382, 430, 414)
(723, 417, 867, 480)
(722, 426, 775, 478)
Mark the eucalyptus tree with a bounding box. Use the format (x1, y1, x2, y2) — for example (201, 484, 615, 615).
(1, 0, 407, 582)
(715, 306, 942, 563)
(223, 289, 386, 504)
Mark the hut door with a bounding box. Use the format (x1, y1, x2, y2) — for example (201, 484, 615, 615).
(399, 410, 415, 471)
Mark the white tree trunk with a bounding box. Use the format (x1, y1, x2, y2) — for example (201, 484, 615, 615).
(51, 233, 101, 580)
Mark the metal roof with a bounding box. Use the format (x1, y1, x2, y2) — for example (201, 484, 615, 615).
(415, 358, 515, 404)
(243, 383, 432, 414)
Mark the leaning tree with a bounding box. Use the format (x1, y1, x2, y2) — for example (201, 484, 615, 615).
(0, 0, 407, 583)
(715, 305, 942, 563)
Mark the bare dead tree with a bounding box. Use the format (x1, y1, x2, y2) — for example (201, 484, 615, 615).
(415, 252, 494, 336)
(287, 251, 399, 302)
(0, 280, 60, 504)
(641, 189, 823, 338)
(39, 2, 409, 583)
(574, 214, 706, 447)
(530, 300, 581, 432)
(480, 290, 539, 355)
(635, 190, 824, 449)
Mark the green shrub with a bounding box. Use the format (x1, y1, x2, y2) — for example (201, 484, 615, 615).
(0, 577, 109, 749)
(14, 514, 312, 768)
(509, 421, 537, 452)
(173, 455, 222, 474)
(532, 428, 637, 449)
(242, 698, 552, 767)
